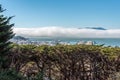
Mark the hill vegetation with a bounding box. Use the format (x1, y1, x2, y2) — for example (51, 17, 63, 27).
(8, 44, 120, 80)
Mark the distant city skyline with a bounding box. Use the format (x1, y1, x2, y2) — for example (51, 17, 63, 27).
(1, 0, 120, 29)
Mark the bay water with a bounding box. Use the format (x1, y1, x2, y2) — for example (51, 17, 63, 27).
(29, 38, 120, 47)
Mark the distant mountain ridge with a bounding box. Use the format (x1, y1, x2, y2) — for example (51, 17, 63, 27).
(13, 36, 28, 40)
(85, 27, 107, 30)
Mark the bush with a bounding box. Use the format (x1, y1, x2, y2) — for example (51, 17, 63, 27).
(0, 69, 25, 80)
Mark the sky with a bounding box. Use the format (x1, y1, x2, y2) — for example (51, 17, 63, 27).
(1, 0, 120, 29)
(1, 0, 120, 38)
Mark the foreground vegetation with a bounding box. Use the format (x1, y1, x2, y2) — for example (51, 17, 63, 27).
(3, 44, 118, 80)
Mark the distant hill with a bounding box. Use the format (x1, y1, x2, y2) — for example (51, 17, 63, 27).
(85, 27, 107, 30)
(13, 36, 28, 40)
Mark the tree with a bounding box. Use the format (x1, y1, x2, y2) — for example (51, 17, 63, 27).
(0, 5, 14, 70)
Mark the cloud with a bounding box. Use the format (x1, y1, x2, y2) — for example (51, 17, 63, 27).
(13, 27, 120, 38)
